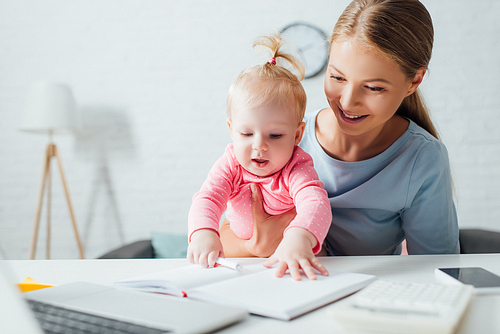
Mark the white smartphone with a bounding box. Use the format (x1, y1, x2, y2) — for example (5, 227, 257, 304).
(435, 267, 500, 294)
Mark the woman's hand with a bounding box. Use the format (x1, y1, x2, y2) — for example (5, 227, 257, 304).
(220, 183, 296, 257)
(245, 184, 296, 257)
(263, 227, 329, 281)
(187, 229, 224, 268)
(219, 220, 253, 257)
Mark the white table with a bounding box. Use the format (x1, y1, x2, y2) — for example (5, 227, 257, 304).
(6, 254, 500, 333)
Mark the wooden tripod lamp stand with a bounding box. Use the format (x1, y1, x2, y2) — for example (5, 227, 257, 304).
(20, 82, 85, 259)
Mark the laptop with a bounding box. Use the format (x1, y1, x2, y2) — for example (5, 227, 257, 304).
(0, 257, 248, 334)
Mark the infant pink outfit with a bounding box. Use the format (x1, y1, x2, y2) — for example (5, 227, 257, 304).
(188, 144, 332, 253)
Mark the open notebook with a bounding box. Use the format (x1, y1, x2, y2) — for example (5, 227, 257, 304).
(115, 259, 377, 321)
(0, 256, 247, 334)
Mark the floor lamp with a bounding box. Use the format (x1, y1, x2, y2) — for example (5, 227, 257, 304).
(20, 82, 85, 259)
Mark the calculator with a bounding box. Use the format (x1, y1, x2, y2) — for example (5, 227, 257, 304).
(328, 280, 474, 334)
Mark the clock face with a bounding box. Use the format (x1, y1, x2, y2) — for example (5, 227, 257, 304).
(281, 22, 329, 79)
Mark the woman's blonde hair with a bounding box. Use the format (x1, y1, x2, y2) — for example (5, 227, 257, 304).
(330, 0, 439, 139)
(227, 34, 307, 124)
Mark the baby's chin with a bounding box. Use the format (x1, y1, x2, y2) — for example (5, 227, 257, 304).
(243, 164, 282, 178)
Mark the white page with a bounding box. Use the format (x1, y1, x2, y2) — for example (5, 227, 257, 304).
(189, 269, 377, 320)
(114, 261, 267, 295)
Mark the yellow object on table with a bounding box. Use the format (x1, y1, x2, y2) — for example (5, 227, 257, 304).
(17, 277, 55, 293)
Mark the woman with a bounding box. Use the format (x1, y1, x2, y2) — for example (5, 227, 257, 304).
(220, 0, 460, 280)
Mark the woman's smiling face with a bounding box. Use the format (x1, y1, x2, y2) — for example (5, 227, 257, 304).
(324, 38, 419, 138)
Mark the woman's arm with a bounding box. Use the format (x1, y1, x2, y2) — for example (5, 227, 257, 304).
(220, 183, 295, 258)
(402, 141, 460, 254)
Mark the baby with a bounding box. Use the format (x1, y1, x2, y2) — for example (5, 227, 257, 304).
(187, 34, 332, 279)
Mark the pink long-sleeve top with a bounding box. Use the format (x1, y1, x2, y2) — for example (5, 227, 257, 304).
(188, 144, 332, 254)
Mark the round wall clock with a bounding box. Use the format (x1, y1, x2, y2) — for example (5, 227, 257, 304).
(280, 22, 329, 79)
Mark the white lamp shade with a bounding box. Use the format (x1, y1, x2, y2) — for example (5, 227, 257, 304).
(20, 81, 80, 134)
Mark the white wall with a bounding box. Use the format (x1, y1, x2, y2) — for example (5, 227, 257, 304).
(1, 0, 499, 260)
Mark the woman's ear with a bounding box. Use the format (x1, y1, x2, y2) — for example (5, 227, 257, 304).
(294, 122, 306, 145)
(407, 67, 427, 96)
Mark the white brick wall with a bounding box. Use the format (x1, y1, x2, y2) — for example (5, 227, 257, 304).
(1, 0, 499, 259)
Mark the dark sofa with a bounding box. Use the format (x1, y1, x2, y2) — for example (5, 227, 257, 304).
(98, 229, 500, 259)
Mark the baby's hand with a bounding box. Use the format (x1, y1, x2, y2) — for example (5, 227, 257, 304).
(187, 229, 224, 268)
(262, 227, 329, 281)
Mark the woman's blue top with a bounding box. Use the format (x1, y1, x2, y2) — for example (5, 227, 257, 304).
(299, 109, 460, 255)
